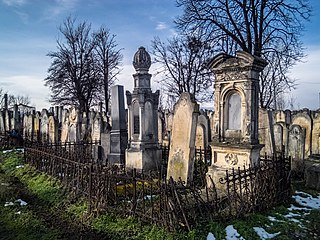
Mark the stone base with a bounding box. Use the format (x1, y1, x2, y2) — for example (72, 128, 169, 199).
(206, 165, 228, 191)
(107, 153, 125, 166)
(305, 159, 320, 190)
(125, 143, 162, 171)
(210, 142, 264, 168)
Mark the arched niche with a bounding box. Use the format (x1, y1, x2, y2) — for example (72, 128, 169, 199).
(223, 90, 242, 140)
(144, 101, 154, 140)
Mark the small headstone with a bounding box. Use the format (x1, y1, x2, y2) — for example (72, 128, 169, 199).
(273, 123, 283, 153)
(288, 124, 305, 173)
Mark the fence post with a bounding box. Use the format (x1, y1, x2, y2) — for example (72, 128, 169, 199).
(88, 163, 93, 214)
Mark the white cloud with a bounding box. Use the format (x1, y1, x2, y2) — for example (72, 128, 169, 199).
(2, 0, 26, 6)
(156, 22, 167, 30)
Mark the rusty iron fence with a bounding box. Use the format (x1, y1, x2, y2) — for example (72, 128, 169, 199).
(23, 142, 291, 230)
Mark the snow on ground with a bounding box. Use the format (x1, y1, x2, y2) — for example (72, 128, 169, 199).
(225, 225, 245, 240)
(15, 165, 24, 169)
(207, 232, 216, 240)
(4, 199, 27, 207)
(293, 191, 320, 209)
(253, 227, 280, 239)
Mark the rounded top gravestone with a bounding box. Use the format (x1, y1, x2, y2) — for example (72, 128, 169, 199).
(133, 46, 151, 73)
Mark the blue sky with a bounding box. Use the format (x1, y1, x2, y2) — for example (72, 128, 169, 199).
(0, 0, 319, 110)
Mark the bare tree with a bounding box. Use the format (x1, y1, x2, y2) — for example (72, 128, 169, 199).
(151, 34, 214, 104)
(176, 0, 311, 108)
(0, 88, 31, 109)
(93, 27, 123, 113)
(45, 17, 100, 113)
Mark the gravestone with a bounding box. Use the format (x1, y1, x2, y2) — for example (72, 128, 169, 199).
(312, 112, 320, 155)
(125, 47, 162, 171)
(60, 109, 69, 143)
(27, 114, 34, 141)
(91, 112, 102, 142)
(34, 112, 40, 141)
(292, 111, 312, 157)
(108, 85, 127, 165)
(40, 110, 49, 142)
(167, 93, 199, 184)
(48, 116, 58, 143)
(273, 123, 283, 153)
(0, 111, 5, 133)
(288, 124, 306, 173)
(207, 51, 267, 187)
(69, 107, 80, 143)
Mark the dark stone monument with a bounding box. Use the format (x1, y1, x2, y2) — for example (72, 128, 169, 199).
(107, 85, 128, 166)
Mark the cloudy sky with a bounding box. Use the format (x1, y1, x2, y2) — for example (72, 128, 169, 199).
(0, 0, 319, 110)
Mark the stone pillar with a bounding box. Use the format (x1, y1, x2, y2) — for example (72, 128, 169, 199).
(125, 47, 162, 171)
(107, 85, 128, 166)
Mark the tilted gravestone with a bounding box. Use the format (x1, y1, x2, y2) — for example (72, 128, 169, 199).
(167, 93, 199, 184)
(60, 109, 69, 143)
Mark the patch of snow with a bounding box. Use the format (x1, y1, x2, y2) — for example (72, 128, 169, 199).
(15, 211, 21, 214)
(253, 227, 280, 239)
(4, 202, 14, 207)
(16, 148, 24, 153)
(288, 204, 310, 212)
(293, 191, 320, 209)
(1, 182, 10, 186)
(226, 225, 245, 240)
(2, 150, 13, 154)
(15, 165, 24, 169)
(207, 232, 216, 240)
(16, 199, 27, 206)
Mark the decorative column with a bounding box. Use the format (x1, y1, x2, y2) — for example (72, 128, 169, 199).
(125, 47, 162, 171)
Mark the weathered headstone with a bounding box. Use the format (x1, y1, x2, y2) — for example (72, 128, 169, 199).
(288, 124, 306, 173)
(167, 93, 199, 184)
(91, 113, 102, 142)
(292, 111, 312, 157)
(60, 109, 69, 143)
(48, 116, 58, 143)
(40, 109, 49, 142)
(69, 107, 80, 143)
(273, 123, 283, 153)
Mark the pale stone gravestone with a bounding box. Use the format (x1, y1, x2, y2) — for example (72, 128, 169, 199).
(167, 93, 199, 184)
(69, 107, 80, 143)
(91, 113, 102, 142)
(48, 116, 58, 143)
(288, 124, 306, 173)
(23, 114, 29, 139)
(0, 111, 5, 133)
(273, 123, 283, 153)
(292, 111, 312, 157)
(40, 110, 49, 142)
(195, 112, 211, 149)
(60, 109, 70, 143)
(4, 110, 11, 132)
(27, 114, 34, 141)
(34, 112, 40, 141)
(311, 111, 320, 155)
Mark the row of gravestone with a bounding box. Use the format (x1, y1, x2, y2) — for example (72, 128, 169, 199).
(0, 106, 111, 144)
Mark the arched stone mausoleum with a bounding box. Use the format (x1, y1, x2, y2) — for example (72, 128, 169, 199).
(207, 51, 267, 184)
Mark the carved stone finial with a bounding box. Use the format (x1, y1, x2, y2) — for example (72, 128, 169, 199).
(133, 46, 151, 73)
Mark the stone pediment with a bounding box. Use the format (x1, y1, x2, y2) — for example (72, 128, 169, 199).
(208, 51, 267, 74)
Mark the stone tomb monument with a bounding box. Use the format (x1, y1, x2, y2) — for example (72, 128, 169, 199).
(125, 47, 162, 171)
(207, 51, 267, 184)
(167, 93, 199, 184)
